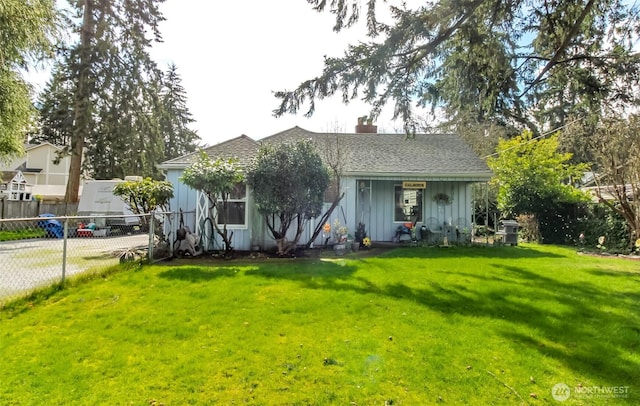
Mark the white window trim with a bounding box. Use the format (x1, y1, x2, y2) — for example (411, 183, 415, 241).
(195, 186, 248, 233)
(213, 184, 248, 230)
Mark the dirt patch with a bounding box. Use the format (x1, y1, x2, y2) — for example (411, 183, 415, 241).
(169, 245, 395, 264)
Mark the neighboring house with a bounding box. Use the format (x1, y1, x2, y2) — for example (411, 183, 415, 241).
(0, 171, 32, 201)
(159, 125, 493, 251)
(580, 171, 637, 202)
(582, 184, 636, 202)
(0, 143, 73, 201)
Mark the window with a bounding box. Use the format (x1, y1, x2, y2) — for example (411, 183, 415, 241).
(323, 177, 340, 203)
(394, 185, 423, 222)
(216, 183, 246, 226)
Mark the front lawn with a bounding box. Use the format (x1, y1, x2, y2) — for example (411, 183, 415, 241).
(1, 244, 638, 405)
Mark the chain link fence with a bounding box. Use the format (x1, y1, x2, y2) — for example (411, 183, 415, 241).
(0, 212, 179, 308)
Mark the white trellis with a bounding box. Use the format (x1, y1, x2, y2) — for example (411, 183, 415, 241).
(195, 191, 212, 248)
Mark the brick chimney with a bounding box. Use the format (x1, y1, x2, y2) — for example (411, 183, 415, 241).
(355, 115, 377, 134)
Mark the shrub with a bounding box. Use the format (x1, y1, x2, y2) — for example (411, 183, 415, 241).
(575, 203, 630, 253)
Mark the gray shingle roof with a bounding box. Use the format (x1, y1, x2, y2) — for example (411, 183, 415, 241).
(261, 127, 492, 179)
(159, 134, 259, 168)
(159, 126, 492, 180)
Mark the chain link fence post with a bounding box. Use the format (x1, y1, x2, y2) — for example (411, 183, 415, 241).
(148, 214, 154, 261)
(62, 217, 68, 284)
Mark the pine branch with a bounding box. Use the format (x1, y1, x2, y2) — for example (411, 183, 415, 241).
(521, 0, 597, 96)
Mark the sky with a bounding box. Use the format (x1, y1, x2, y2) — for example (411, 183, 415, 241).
(149, 0, 410, 146)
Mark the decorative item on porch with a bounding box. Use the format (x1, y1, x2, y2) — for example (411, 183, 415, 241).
(331, 219, 348, 255)
(332, 219, 348, 244)
(322, 222, 332, 248)
(362, 237, 372, 248)
(354, 222, 367, 248)
(433, 192, 452, 205)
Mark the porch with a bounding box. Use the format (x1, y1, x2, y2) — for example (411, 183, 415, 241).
(333, 178, 477, 245)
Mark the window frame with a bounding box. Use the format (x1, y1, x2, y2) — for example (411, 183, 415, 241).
(393, 184, 423, 223)
(214, 183, 247, 228)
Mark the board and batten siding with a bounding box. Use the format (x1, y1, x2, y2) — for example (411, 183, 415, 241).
(348, 179, 474, 242)
(423, 181, 474, 228)
(166, 169, 198, 231)
(166, 169, 256, 251)
(166, 168, 478, 249)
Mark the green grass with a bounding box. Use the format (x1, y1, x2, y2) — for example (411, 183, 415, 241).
(1, 244, 638, 405)
(0, 228, 45, 241)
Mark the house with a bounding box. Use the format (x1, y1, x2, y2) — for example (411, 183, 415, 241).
(579, 171, 637, 202)
(0, 142, 73, 201)
(158, 125, 493, 250)
(0, 171, 32, 201)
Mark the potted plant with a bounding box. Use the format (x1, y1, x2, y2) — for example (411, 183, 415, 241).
(332, 219, 348, 255)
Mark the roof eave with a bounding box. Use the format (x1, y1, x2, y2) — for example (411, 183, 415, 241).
(157, 162, 189, 170)
(343, 171, 493, 181)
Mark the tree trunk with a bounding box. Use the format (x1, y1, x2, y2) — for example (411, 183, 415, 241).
(65, 0, 93, 204)
(282, 215, 306, 255)
(304, 192, 345, 249)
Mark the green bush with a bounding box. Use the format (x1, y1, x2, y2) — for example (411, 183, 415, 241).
(517, 203, 630, 253)
(575, 203, 630, 253)
(537, 204, 582, 245)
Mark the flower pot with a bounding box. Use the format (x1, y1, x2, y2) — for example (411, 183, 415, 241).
(352, 242, 360, 252)
(333, 244, 346, 256)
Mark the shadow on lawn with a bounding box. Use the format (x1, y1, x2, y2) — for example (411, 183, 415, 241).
(382, 244, 567, 260)
(247, 259, 639, 386)
(245, 260, 358, 281)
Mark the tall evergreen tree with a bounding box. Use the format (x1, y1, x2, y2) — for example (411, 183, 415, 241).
(32, 63, 75, 147)
(274, 1, 640, 137)
(87, 65, 165, 180)
(0, 0, 57, 160)
(63, 0, 165, 202)
(160, 63, 199, 160)
(35, 4, 199, 188)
